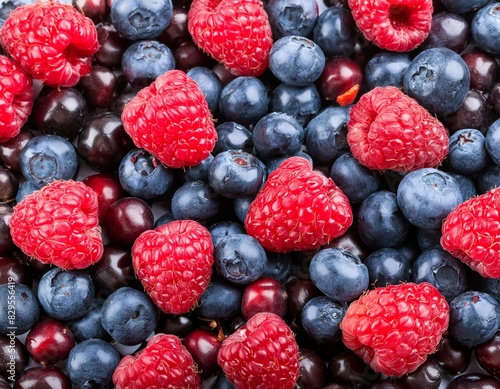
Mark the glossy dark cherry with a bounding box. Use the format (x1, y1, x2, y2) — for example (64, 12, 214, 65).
(324, 228, 371, 262)
(156, 313, 196, 338)
(25, 317, 76, 366)
(78, 65, 119, 108)
(328, 350, 381, 389)
(183, 329, 223, 378)
(174, 41, 214, 72)
(462, 50, 498, 92)
(420, 11, 470, 53)
(0, 166, 18, 203)
(103, 197, 154, 248)
(322, 385, 352, 389)
(94, 23, 129, 69)
(296, 349, 327, 389)
(74, 0, 106, 22)
(432, 333, 472, 375)
(0, 204, 15, 257)
(77, 112, 135, 172)
(0, 128, 34, 173)
(447, 373, 500, 389)
(398, 357, 442, 389)
(13, 366, 72, 389)
(317, 56, 363, 103)
(0, 334, 29, 380)
(0, 256, 32, 287)
(285, 277, 322, 323)
(212, 63, 236, 86)
(161, 6, 190, 49)
(490, 82, 500, 116)
(475, 330, 500, 379)
(82, 173, 125, 223)
(368, 381, 406, 389)
(241, 277, 288, 320)
(0, 377, 9, 389)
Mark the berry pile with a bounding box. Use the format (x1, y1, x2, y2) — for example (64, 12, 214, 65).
(1, 0, 500, 388)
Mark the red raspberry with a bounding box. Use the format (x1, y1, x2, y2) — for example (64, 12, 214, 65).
(132, 220, 214, 315)
(245, 156, 352, 252)
(348, 0, 433, 52)
(218, 312, 300, 389)
(0, 1, 99, 87)
(347, 86, 449, 172)
(341, 282, 449, 377)
(441, 187, 500, 278)
(113, 333, 202, 389)
(9, 180, 103, 270)
(0, 55, 34, 143)
(188, 0, 273, 77)
(122, 70, 217, 168)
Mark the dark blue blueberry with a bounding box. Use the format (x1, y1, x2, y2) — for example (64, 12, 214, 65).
(197, 276, 244, 320)
(411, 249, 469, 301)
(233, 196, 254, 223)
(213, 122, 253, 155)
(477, 164, 500, 194)
(478, 277, 500, 305)
(304, 106, 350, 165)
(214, 372, 236, 389)
(0, 0, 30, 28)
(301, 296, 346, 346)
(110, 0, 173, 40)
(119, 148, 175, 200)
(396, 168, 464, 229)
(447, 129, 489, 175)
(208, 150, 265, 198)
(20, 134, 78, 188)
(178, 154, 214, 183)
(209, 221, 246, 249)
(66, 339, 121, 387)
(403, 47, 470, 116)
(266, 151, 313, 174)
(68, 298, 107, 342)
(264, 0, 317, 39)
(356, 191, 410, 250)
(449, 291, 500, 347)
(447, 172, 478, 201)
(472, 3, 500, 55)
(329, 152, 381, 204)
(37, 268, 94, 321)
(485, 118, 500, 165)
(441, 0, 489, 13)
(416, 228, 442, 251)
(0, 283, 39, 335)
(252, 112, 304, 161)
(170, 180, 222, 222)
(121, 40, 175, 88)
(309, 248, 369, 303)
(269, 83, 322, 126)
(364, 248, 412, 287)
(153, 210, 176, 228)
(101, 286, 158, 346)
(214, 234, 267, 285)
(364, 51, 411, 90)
(262, 252, 292, 283)
(15, 180, 40, 203)
(187, 66, 223, 113)
(313, 5, 356, 57)
(218, 76, 269, 124)
(269, 36, 325, 86)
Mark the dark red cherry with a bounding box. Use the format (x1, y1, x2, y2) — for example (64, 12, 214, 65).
(432, 333, 472, 375)
(174, 41, 213, 72)
(212, 63, 236, 86)
(13, 366, 72, 389)
(156, 313, 196, 338)
(420, 12, 470, 53)
(0, 334, 29, 380)
(94, 23, 129, 69)
(0, 204, 15, 257)
(490, 82, 500, 116)
(0, 128, 34, 173)
(317, 56, 363, 104)
(74, 0, 107, 22)
(0, 256, 32, 287)
(0, 166, 18, 203)
(368, 381, 406, 389)
(398, 357, 442, 389)
(324, 228, 371, 262)
(462, 50, 498, 92)
(0, 377, 9, 389)
(82, 173, 125, 223)
(296, 349, 327, 389)
(447, 373, 500, 389)
(328, 350, 381, 389)
(183, 329, 222, 378)
(285, 277, 322, 319)
(241, 277, 288, 320)
(475, 330, 500, 380)
(322, 385, 352, 389)
(78, 65, 119, 108)
(160, 6, 190, 49)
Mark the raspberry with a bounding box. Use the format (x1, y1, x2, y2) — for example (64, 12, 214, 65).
(0, 55, 34, 143)
(132, 220, 214, 315)
(9, 180, 103, 270)
(113, 333, 202, 389)
(0, 1, 99, 87)
(348, 0, 433, 52)
(347, 86, 449, 172)
(121, 70, 217, 168)
(218, 312, 300, 388)
(441, 187, 500, 278)
(244, 156, 352, 252)
(188, 0, 273, 77)
(341, 282, 449, 377)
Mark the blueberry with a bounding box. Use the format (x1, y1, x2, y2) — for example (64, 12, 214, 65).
(233, 196, 254, 223)
(447, 172, 478, 201)
(309, 248, 369, 303)
(396, 168, 464, 229)
(485, 118, 500, 165)
(262, 252, 292, 283)
(110, 0, 173, 40)
(403, 47, 470, 117)
(218, 76, 269, 124)
(301, 296, 346, 346)
(101, 287, 158, 346)
(440, 0, 489, 13)
(269, 83, 322, 126)
(478, 277, 500, 305)
(472, 2, 500, 55)
(37, 268, 94, 321)
(214, 372, 237, 389)
(20, 134, 78, 188)
(208, 150, 265, 199)
(179, 154, 214, 183)
(304, 106, 350, 165)
(187, 66, 222, 113)
(197, 276, 244, 320)
(269, 36, 325, 86)
(153, 210, 176, 228)
(329, 152, 381, 204)
(213, 122, 253, 156)
(477, 164, 500, 194)
(209, 221, 246, 249)
(364, 51, 411, 90)
(364, 248, 412, 287)
(15, 180, 40, 203)
(214, 234, 268, 285)
(313, 5, 357, 57)
(449, 291, 500, 348)
(447, 129, 489, 175)
(65, 339, 121, 387)
(0, 283, 39, 335)
(411, 249, 469, 301)
(356, 190, 410, 250)
(416, 227, 443, 251)
(119, 148, 176, 200)
(121, 40, 175, 88)
(171, 180, 222, 222)
(67, 298, 107, 342)
(266, 151, 313, 174)
(252, 112, 305, 161)
(264, 0, 317, 39)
